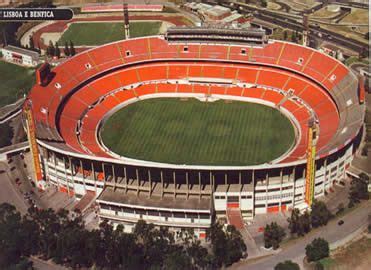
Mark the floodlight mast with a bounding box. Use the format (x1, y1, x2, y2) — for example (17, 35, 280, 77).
(123, 1, 130, 39)
(302, 13, 309, 47)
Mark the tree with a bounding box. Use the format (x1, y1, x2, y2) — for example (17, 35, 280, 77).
(46, 40, 55, 57)
(305, 238, 329, 262)
(63, 41, 70, 57)
(288, 208, 300, 234)
(349, 173, 369, 206)
(275, 260, 300, 270)
(207, 222, 247, 267)
(186, 240, 212, 269)
(1, 203, 237, 269)
(298, 211, 311, 236)
(260, 0, 268, 8)
(224, 225, 247, 265)
(0, 122, 13, 148)
(291, 31, 297, 43)
(310, 200, 332, 228)
(69, 40, 76, 56)
(0, 203, 38, 269)
(164, 248, 192, 270)
(264, 222, 286, 249)
(55, 42, 60, 58)
(28, 36, 34, 50)
(288, 209, 311, 236)
(283, 30, 288, 41)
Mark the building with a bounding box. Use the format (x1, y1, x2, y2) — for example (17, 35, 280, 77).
(184, 3, 239, 23)
(1, 45, 39, 67)
(204, 5, 231, 21)
(24, 29, 364, 237)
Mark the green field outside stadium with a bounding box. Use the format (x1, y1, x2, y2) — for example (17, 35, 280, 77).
(101, 98, 295, 166)
(0, 61, 35, 107)
(58, 21, 162, 46)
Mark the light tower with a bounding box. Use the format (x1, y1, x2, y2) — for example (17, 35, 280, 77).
(302, 13, 309, 47)
(24, 101, 47, 191)
(305, 119, 318, 207)
(123, 1, 130, 39)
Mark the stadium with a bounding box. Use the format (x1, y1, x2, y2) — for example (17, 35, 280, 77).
(24, 28, 365, 237)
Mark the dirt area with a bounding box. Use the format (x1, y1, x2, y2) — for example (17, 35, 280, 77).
(159, 21, 175, 34)
(40, 32, 63, 46)
(267, 2, 281, 10)
(278, 0, 317, 11)
(312, 6, 340, 19)
(340, 8, 369, 25)
(323, 236, 371, 270)
(321, 24, 367, 44)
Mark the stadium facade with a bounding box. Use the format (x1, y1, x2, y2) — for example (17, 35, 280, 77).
(25, 29, 365, 237)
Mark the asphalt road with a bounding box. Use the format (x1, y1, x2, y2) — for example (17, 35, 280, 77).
(0, 161, 28, 213)
(30, 257, 67, 270)
(233, 200, 371, 270)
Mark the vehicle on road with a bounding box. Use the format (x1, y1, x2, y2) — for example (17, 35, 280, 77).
(15, 178, 21, 186)
(338, 220, 344, 226)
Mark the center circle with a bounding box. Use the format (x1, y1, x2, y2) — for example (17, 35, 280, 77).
(100, 97, 295, 166)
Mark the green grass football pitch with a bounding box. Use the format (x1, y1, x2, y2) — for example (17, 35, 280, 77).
(0, 61, 35, 108)
(58, 21, 162, 46)
(101, 98, 295, 166)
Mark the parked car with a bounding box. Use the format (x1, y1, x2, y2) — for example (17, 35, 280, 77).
(0, 170, 5, 174)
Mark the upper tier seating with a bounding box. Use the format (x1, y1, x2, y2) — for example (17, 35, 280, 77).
(27, 37, 362, 164)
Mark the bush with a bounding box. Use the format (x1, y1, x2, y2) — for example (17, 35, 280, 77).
(305, 238, 329, 262)
(274, 260, 300, 270)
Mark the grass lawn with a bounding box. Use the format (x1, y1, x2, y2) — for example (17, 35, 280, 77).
(0, 60, 35, 108)
(58, 21, 162, 46)
(101, 98, 295, 165)
(344, 56, 369, 66)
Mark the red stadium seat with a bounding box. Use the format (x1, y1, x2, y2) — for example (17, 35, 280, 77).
(27, 37, 352, 163)
(241, 87, 265, 99)
(262, 90, 283, 104)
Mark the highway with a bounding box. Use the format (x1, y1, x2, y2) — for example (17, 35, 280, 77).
(232, 200, 371, 269)
(213, 0, 369, 55)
